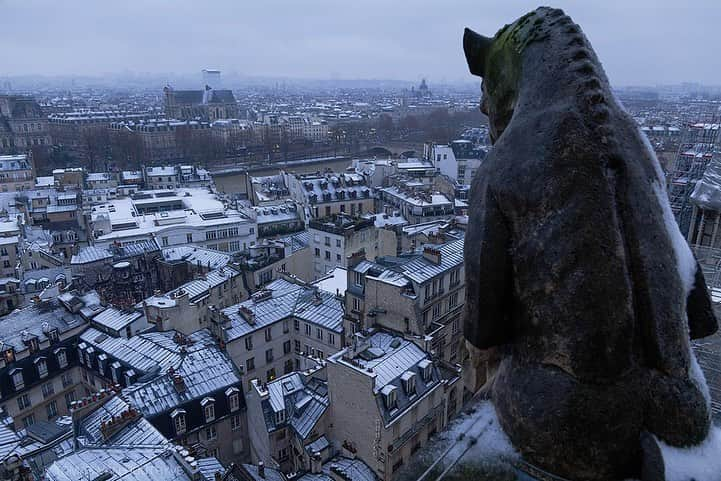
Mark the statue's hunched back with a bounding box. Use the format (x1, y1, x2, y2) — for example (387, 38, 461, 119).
(462, 7, 718, 480)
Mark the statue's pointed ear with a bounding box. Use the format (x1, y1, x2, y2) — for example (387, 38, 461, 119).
(464, 27, 492, 77)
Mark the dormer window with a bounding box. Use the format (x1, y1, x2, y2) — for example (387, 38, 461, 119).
(275, 409, 285, 425)
(124, 369, 136, 386)
(382, 385, 398, 410)
(48, 329, 59, 343)
(97, 354, 107, 374)
(419, 359, 433, 382)
(401, 371, 416, 396)
(226, 387, 240, 412)
(111, 361, 121, 384)
(84, 347, 94, 367)
(35, 357, 48, 378)
(171, 408, 187, 434)
(77, 343, 87, 365)
(28, 337, 39, 353)
(54, 348, 67, 369)
(201, 397, 215, 422)
(11, 368, 24, 390)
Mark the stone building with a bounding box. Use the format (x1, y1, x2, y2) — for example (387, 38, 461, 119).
(326, 331, 456, 481)
(89, 188, 257, 253)
(428, 141, 486, 187)
(0, 218, 21, 279)
(0, 154, 35, 192)
(48, 111, 152, 164)
(70, 239, 162, 304)
(344, 239, 465, 367)
(0, 95, 50, 155)
(283, 171, 375, 220)
(78, 327, 249, 465)
(155, 245, 232, 293)
(241, 231, 313, 289)
(143, 266, 248, 335)
(209, 278, 344, 392)
(109, 119, 212, 164)
(164, 85, 239, 121)
(308, 215, 397, 279)
(376, 186, 453, 225)
(0, 291, 99, 428)
(253, 202, 305, 239)
(245, 366, 330, 473)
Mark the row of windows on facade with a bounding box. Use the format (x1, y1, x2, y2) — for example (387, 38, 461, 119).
(422, 292, 461, 324)
(205, 227, 242, 241)
(18, 399, 59, 428)
(15, 371, 75, 415)
(171, 387, 241, 435)
(314, 248, 342, 262)
(312, 202, 366, 218)
(1, 137, 46, 148)
(423, 269, 462, 303)
(8, 346, 68, 391)
(243, 321, 336, 351)
(245, 340, 328, 375)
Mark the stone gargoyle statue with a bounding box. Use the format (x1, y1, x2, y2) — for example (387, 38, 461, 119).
(462, 6, 718, 481)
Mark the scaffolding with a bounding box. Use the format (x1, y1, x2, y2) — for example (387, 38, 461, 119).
(667, 105, 721, 237)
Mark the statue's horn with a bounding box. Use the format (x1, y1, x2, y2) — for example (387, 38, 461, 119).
(463, 27, 492, 77)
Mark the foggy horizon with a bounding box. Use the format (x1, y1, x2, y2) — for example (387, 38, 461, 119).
(2, 0, 721, 87)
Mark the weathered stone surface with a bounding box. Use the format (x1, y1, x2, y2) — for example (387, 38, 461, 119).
(462, 6, 718, 480)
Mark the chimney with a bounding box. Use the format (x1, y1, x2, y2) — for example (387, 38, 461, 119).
(239, 306, 256, 325)
(311, 452, 322, 474)
(173, 374, 186, 393)
(422, 246, 442, 265)
(257, 462, 265, 478)
(347, 249, 366, 268)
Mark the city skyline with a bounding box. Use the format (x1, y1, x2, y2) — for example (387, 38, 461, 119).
(2, 0, 720, 87)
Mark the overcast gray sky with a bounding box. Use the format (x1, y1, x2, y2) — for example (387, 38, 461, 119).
(1, 0, 719, 86)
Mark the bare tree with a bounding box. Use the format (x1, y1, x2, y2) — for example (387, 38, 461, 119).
(81, 126, 110, 172)
(110, 129, 145, 169)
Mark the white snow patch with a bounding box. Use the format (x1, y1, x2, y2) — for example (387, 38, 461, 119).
(659, 426, 721, 481)
(652, 181, 696, 298)
(639, 125, 667, 185)
(689, 346, 712, 408)
(432, 401, 518, 464)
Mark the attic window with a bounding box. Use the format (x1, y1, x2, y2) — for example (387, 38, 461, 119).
(97, 354, 108, 373)
(382, 385, 398, 410)
(77, 343, 87, 365)
(124, 369, 136, 386)
(54, 348, 67, 369)
(11, 369, 24, 390)
(401, 371, 416, 396)
(35, 357, 48, 378)
(201, 397, 216, 422)
(419, 359, 433, 382)
(48, 329, 59, 343)
(226, 387, 241, 412)
(171, 408, 187, 434)
(110, 361, 121, 383)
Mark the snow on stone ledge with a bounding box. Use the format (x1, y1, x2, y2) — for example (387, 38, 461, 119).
(659, 426, 721, 481)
